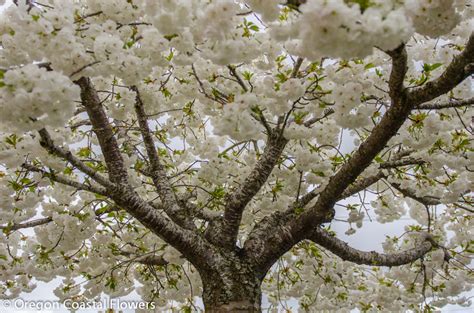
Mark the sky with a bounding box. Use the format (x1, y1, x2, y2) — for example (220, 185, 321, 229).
(0, 1, 472, 312)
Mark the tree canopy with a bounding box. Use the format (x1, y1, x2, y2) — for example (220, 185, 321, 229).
(0, 0, 473, 312)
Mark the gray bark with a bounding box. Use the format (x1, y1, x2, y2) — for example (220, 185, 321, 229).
(200, 257, 262, 312)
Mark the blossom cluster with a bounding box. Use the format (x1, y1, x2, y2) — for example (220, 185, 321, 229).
(0, 65, 79, 132)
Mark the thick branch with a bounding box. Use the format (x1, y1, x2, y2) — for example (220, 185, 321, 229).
(309, 228, 435, 267)
(109, 189, 214, 269)
(415, 97, 474, 110)
(76, 77, 129, 186)
(408, 32, 474, 106)
(386, 44, 408, 102)
(301, 154, 422, 206)
(251, 34, 474, 266)
(195, 208, 222, 221)
(182, 200, 222, 221)
(218, 134, 288, 248)
(302, 60, 412, 215)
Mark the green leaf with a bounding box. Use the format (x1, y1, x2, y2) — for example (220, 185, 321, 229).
(275, 72, 287, 83)
(294, 207, 304, 215)
(182, 101, 194, 116)
(63, 167, 73, 175)
(9, 181, 23, 191)
(292, 111, 309, 125)
(165, 50, 174, 61)
(5, 134, 19, 148)
(105, 276, 117, 291)
(161, 87, 172, 98)
(182, 306, 193, 313)
(249, 25, 259, 32)
(78, 147, 91, 158)
(423, 62, 443, 73)
(430, 63, 443, 71)
(345, 0, 374, 13)
(242, 71, 254, 81)
(210, 186, 226, 199)
(164, 34, 178, 41)
(364, 62, 375, 70)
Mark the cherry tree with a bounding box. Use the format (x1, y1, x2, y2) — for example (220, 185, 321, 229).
(0, 0, 473, 311)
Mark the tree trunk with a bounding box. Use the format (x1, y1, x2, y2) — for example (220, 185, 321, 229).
(200, 265, 263, 312)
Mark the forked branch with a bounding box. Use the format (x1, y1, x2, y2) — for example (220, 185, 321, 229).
(22, 163, 108, 196)
(37, 128, 114, 189)
(247, 33, 474, 273)
(218, 133, 288, 248)
(132, 86, 193, 228)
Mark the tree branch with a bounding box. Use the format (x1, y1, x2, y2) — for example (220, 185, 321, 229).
(217, 133, 288, 248)
(0, 217, 53, 231)
(309, 228, 436, 267)
(303, 108, 335, 127)
(390, 181, 471, 210)
(339, 171, 386, 199)
(132, 86, 192, 228)
(37, 128, 114, 189)
(75, 77, 129, 186)
(291, 57, 304, 78)
(0, 203, 119, 232)
(110, 191, 214, 269)
(289, 154, 419, 215)
(22, 163, 108, 196)
(119, 251, 169, 266)
(227, 65, 248, 92)
(134, 254, 168, 266)
(386, 44, 408, 102)
(379, 157, 425, 169)
(415, 97, 474, 110)
(74, 78, 213, 269)
(408, 32, 474, 106)
(389, 182, 441, 206)
(245, 44, 414, 273)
